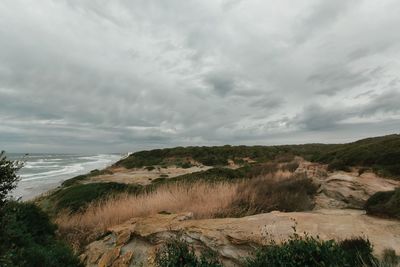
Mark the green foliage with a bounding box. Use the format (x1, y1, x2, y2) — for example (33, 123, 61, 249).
(365, 188, 400, 219)
(0, 151, 23, 205)
(227, 176, 317, 217)
(339, 237, 374, 266)
(116, 134, 400, 178)
(61, 169, 113, 187)
(0, 201, 83, 267)
(145, 166, 156, 171)
(313, 134, 400, 178)
(382, 249, 399, 266)
(245, 234, 375, 267)
(281, 162, 299, 172)
(155, 238, 222, 267)
(116, 145, 289, 168)
(49, 182, 143, 212)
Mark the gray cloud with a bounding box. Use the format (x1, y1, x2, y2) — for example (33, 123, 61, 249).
(0, 0, 400, 153)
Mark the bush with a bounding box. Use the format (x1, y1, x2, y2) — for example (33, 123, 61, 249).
(61, 169, 113, 187)
(0, 151, 23, 205)
(327, 159, 351, 172)
(339, 237, 374, 266)
(180, 162, 193, 169)
(365, 188, 400, 219)
(382, 249, 399, 266)
(245, 234, 375, 267)
(281, 161, 299, 172)
(0, 201, 82, 267)
(145, 166, 156, 171)
(155, 238, 222, 267)
(227, 176, 317, 217)
(50, 182, 143, 212)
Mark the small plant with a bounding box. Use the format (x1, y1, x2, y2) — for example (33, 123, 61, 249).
(155, 238, 222, 267)
(145, 166, 156, 171)
(180, 162, 193, 169)
(365, 188, 400, 219)
(281, 161, 299, 172)
(244, 234, 375, 267)
(382, 248, 399, 266)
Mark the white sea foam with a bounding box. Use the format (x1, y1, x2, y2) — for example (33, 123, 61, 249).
(12, 153, 121, 200)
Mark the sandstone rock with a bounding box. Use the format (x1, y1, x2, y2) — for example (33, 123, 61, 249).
(82, 210, 400, 267)
(98, 247, 121, 267)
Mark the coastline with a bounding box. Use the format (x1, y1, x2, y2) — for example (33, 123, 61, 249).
(12, 153, 122, 201)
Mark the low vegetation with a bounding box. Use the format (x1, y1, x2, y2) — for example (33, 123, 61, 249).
(245, 234, 376, 267)
(365, 188, 400, 219)
(312, 135, 400, 178)
(61, 169, 113, 187)
(0, 152, 82, 266)
(0, 202, 83, 267)
(155, 238, 223, 267)
(116, 134, 400, 179)
(154, 235, 377, 267)
(42, 182, 143, 214)
(225, 174, 317, 217)
(56, 174, 317, 251)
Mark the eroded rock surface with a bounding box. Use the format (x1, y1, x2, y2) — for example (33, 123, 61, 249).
(295, 160, 400, 209)
(81, 210, 400, 267)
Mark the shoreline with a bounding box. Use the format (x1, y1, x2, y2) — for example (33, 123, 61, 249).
(12, 154, 122, 201)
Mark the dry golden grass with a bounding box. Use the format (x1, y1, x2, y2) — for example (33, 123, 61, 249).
(56, 172, 316, 251)
(56, 182, 239, 250)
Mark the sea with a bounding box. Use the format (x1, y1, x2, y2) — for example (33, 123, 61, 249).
(8, 153, 122, 200)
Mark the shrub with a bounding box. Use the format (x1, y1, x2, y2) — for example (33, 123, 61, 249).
(244, 234, 375, 267)
(281, 161, 299, 172)
(365, 188, 400, 219)
(227, 176, 317, 216)
(145, 166, 156, 171)
(50, 182, 143, 212)
(155, 238, 222, 267)
(382, 249, 399, 266)
(180, 162, 193, 169)
(327, 159, 351, 172)
(0, 201, 82, 267)
(61, 169, 113, 187)
(0, 151, 23, 205)
(339, 237, 374, 266)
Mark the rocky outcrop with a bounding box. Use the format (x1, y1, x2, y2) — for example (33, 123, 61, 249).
(81, 210, 400, 267)
(295, 160, 400, 209)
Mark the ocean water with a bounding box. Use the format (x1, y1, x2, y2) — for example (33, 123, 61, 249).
(8, 153, 122, 200)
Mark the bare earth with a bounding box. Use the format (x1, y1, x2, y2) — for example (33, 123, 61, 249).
(86, 165, 212, 185)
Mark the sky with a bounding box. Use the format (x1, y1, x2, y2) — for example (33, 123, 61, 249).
(0, 0, 399, 153)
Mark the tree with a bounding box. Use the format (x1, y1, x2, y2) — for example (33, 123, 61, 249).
(0, 151, 23, 207)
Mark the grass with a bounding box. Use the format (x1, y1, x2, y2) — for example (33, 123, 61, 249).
(365, 188, 400, 219)
(55, 173, 317, 251)
(56, 182, 238, 250)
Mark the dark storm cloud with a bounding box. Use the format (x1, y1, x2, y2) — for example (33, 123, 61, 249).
(0, 0, 400, 153)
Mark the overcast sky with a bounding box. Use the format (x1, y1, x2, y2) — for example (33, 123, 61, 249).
(1, 0, 399, 153)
